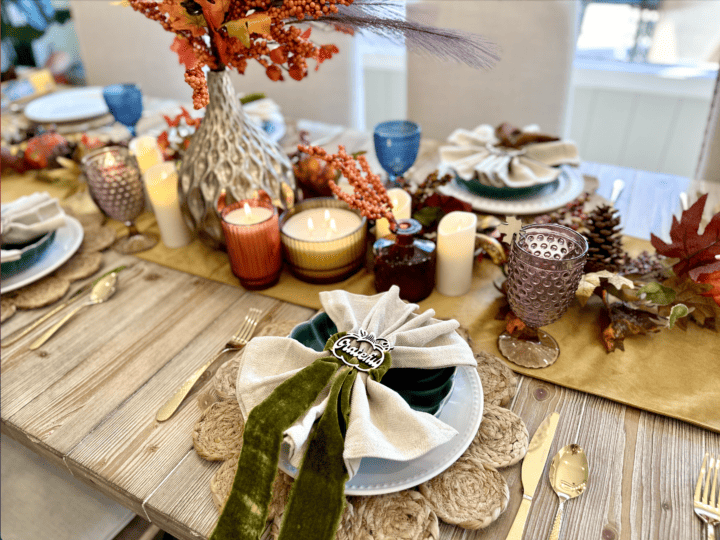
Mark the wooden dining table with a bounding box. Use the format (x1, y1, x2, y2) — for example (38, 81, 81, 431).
(2, 117, 720, 540)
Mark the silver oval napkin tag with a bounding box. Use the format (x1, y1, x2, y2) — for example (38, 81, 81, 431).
(331, 329, 393, 372)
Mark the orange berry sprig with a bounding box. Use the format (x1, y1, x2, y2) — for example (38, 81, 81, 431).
(299, 144, 397, 228)
(129, 0, 351, 108)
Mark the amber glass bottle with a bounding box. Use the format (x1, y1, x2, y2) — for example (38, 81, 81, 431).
(373, 218, 436, 302)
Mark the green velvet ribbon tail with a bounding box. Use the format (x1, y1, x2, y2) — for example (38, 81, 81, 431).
(277, 366, 357, 540)
(210, 331, 392, 540)
(209, 358, 339, 540)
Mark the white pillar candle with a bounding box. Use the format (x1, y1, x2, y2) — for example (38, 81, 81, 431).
(225, 203, 273, 225)
(436, 211, 477, 296)
(282, 208, 362, 241)
(375, 188, 412, 239)
(143, 162, 191, 248)
(129, 136, 164, 173)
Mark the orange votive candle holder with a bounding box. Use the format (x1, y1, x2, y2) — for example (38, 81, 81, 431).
(219, 194, 282, 290)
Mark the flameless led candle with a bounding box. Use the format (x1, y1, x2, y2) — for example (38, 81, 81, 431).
(436, 211, 477, 296)
(221, 198, 282, 289)
(280, 199, 366, 283)
(129, 136, 164, 173)
(143, 162, 191, 248)
(375, 188, 412, 239)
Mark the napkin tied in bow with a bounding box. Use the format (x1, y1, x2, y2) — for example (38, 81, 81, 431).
(210, 287, 476, 540)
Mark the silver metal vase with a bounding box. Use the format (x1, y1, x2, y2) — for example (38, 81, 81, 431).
(178, 69, 295, 248)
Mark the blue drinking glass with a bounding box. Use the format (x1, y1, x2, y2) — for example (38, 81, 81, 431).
(102, 84, 143, 137)
(373, 120, 421, 187)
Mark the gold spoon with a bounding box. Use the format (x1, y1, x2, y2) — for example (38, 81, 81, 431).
(547, 444, 589, 540)
(29, 273, 118, 350)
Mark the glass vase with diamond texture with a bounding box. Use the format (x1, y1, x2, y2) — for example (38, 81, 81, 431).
(178, 69, 295, 249)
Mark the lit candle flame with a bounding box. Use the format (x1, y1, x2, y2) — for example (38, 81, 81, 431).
(324, 209, 331, 222)
(390, 196, 399, 210)
(329, 218, 337, 233)
(243, 202, 252, 220)
(307, 217, 315, 232)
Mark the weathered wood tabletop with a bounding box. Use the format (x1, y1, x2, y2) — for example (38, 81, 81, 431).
(2, 123, 720, 540)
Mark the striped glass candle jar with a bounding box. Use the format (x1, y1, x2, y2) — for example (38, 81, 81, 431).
(220, 199, 282, 289)
(280, 198, 367, 283)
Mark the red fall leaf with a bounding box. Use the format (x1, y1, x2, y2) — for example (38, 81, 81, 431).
(651, 194, 720, 279)
(171, 36, 200, 70)
(695, 267, 720, 307)
(196, 0, 231, 29)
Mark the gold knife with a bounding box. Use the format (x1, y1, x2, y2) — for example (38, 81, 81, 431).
(506, 412, 560, 540)
(1, 265, 128, 347)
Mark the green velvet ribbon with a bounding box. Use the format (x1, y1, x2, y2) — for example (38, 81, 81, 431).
(210, 332, 391, 540)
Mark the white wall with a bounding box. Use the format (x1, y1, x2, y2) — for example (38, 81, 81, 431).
(69, 1, 360, 127)
(567, 60, 715, 178)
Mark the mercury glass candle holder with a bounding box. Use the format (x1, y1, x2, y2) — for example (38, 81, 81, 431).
(82, 146, 158, 254)
(220, 197, 282, 289)
(279, 198, 367, 284)
(498, 224, 588, 369)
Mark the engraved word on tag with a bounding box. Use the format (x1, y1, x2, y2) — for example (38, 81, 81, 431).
(331, 329, 392, 372)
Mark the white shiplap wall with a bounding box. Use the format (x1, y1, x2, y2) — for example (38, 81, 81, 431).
(567, 61, 716, 178)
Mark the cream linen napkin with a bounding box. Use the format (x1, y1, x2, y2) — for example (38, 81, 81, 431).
(438, 124, 580, 188)
(1, 192, 66, 262)
(236, 286, 477, 479)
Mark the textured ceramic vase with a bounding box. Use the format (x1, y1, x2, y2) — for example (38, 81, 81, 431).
(178, 69, 295, 248)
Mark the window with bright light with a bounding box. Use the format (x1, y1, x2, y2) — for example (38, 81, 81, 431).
(577, 0, 720, 70)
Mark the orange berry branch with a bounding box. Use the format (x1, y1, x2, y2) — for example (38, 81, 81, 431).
(299, 144, 397, 228)
(128, 0, 350, 108)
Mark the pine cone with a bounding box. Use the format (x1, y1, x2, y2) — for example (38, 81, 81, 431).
(584, 204, 624, 273)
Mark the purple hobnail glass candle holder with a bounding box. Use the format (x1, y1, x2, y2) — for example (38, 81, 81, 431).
(82, 146, 158, 254)
(498, 223, 588, 368)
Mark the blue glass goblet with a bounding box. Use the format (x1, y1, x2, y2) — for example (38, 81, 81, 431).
(102, 84, 143, 137)
(373, 120, 421, 187)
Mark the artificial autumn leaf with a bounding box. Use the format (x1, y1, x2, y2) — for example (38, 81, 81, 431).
(576, 271, 634, 307)
(637, 282, 675, 306)
(695, 268, 720, 307)
(171, 36, 199, 70)
(301, 27, 312, 40)
(659, 274, 720, 330)
(159, 2, 206, 37)
(505, 310, 526, 334)
(196, 0, 231, 30)
(225, 13, 272, 47)
(650, 194, 720, 279)
(668, 304, 689, 329)
(601, 302, 665, 353)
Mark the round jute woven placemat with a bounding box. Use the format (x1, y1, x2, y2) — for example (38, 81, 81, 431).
(195, 325, 528, 538)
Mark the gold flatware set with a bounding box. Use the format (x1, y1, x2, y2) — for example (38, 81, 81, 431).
(1, 266, 127, 349)
(695, 453, 720, 540)
(155, 307, 264, 422)
(506, 412, 589, 540)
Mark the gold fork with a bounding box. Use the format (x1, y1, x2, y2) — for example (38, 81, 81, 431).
(156, 308, 263, 422)
(695, 453, 720, 540)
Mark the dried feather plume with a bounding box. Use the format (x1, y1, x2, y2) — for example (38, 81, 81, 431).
(305, 0, 500, 70)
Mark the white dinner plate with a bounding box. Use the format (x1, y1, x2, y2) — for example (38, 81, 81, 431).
(1, 216, 84, 293)
(278, 365, 484, 496)
(438, 166, 584, 215)
(24, 87, 109, 124)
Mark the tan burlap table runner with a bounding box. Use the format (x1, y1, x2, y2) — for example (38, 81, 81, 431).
(3, 174, 718, 432)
